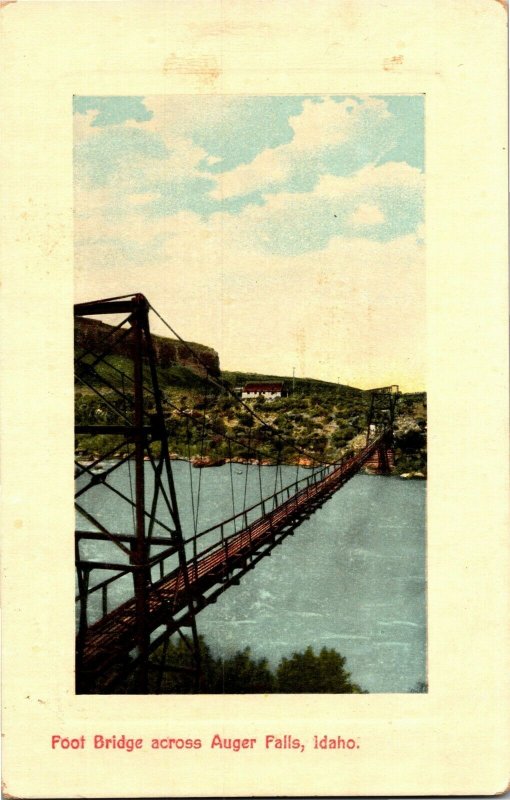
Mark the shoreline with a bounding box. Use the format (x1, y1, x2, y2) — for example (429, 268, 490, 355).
(75, 454, 427, 478)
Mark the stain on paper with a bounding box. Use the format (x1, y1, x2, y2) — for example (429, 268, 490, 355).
(163, 54, 221, 86)
(383, 54, 404, 71)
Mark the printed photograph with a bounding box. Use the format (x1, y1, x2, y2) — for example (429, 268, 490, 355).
(73, 95, 426, 695)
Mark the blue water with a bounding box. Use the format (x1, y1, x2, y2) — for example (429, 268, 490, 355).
(76, 462, 426, 693)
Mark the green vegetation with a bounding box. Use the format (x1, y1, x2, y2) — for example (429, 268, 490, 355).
(393, 393, 427, 476)
(146, 636, 364, 694)
(75, 326, 426, 474)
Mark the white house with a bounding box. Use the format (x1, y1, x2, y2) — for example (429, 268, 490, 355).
(241, 382, 285, 400)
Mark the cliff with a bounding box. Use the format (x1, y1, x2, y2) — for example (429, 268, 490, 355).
(75, 317, 221, 379)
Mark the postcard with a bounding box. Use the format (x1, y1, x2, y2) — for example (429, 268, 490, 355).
(1, 1, 508, 797)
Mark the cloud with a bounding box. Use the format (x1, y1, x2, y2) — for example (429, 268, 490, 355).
(289, 96, 390, 151)
(209, 97, 396, 200)
(205, 155, 223, 166)
(75, 157, 423, 260)
(74, 109, 101, 143)
(74, 96, 423, 252)
(314, 160, 424, 195)
(73, 96, 153, 127)
(349, 204, 385, 226)
(213, 161, 424, 254)
(74, 115, 216, 218)
(127, 192, 161, 206)
(74, 99, 214, 193)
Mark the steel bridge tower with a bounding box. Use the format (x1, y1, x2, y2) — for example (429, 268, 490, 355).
(364, 385, 400, 474)
(74, 294, 201, 693)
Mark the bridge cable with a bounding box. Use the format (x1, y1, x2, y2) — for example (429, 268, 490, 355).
(74, 373, 133, 425)
(227, 434, 237, 534)
(273, 446, 281, 508)
(257, 449, 264, 510)
(78, 292, 141, 304)
(185, 415, 198, 542)
(74, 438, 133, 480)
(78, 348, 156, 400)
(75, 320, 133, 369)
(75, 456, 175, 535)
(242, 425, 253, 519)
(148, 303, 330, 468)
(193, 383, 210, 535)
(122, 373, 137, 536)
(164, 395, 279, 468)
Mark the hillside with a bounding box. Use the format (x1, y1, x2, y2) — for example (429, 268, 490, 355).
(222, 370, 361, 398)
(74, 321, 426, 475)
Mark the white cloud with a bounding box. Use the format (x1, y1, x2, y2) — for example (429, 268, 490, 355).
(74, 104, 214, 195)
(124, 95, 237, 149)
(313, 161, 424, 197)
(209, 145, 291, 200)
(205, 161, 423, 254)
(126, 137, 210, 183)
(288, 96, 389, 151)
(210, 97, 395, 200)
(349, 203, 385, 226)
(127, 192, 160, 206)
(73, 109, 100, 143)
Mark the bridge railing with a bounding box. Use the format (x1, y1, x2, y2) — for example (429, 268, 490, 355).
(182, 462, 334, 548)
(144, 461, 339, 590)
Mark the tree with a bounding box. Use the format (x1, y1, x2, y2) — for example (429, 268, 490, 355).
(394, 424, 425, 452)
(276, 646, 363, 693)
(211, 648, 275, 694)
(409, 680, 427, 693)
(146, 638, 364, 695)
(148, 635, 217, 694)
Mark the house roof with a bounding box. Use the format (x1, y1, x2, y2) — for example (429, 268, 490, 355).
(243, 382, 284, 392)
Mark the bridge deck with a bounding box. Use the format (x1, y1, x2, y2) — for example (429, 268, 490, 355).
(77, 435, 388, 689)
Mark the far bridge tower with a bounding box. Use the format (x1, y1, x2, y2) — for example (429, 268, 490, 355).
(363, 385, 400, 474)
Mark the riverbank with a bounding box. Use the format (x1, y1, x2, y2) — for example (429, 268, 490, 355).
(76, 452, 426, 478)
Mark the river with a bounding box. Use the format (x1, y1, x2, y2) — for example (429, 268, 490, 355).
(76, 462, 426, 693)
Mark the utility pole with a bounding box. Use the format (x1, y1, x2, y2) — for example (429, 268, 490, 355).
(292, 366, 296, 395)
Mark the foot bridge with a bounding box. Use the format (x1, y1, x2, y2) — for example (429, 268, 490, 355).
(75, 294, 399, 692)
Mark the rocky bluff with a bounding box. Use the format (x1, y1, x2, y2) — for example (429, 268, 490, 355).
(75, 317, 220, 379)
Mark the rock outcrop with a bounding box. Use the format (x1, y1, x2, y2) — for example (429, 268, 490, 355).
(75, 317, 220, 378)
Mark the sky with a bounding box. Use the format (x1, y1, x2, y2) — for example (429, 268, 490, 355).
(74, 95, 425, 391)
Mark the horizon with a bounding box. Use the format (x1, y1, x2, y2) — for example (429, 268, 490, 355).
(75, 308, 424, 394)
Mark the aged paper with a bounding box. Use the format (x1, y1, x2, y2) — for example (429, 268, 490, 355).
(1, 0, 508, 797)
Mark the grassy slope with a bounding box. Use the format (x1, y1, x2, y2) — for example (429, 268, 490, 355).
(75, 351, 426, 473)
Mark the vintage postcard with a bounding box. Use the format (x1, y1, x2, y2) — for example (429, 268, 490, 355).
(1, 1, 508, 798)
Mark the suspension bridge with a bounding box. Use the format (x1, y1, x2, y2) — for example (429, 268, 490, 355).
(75, 294, 399, 693)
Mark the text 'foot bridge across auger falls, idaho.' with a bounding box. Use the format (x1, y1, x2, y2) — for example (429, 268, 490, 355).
(74, 293, 400, 693)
